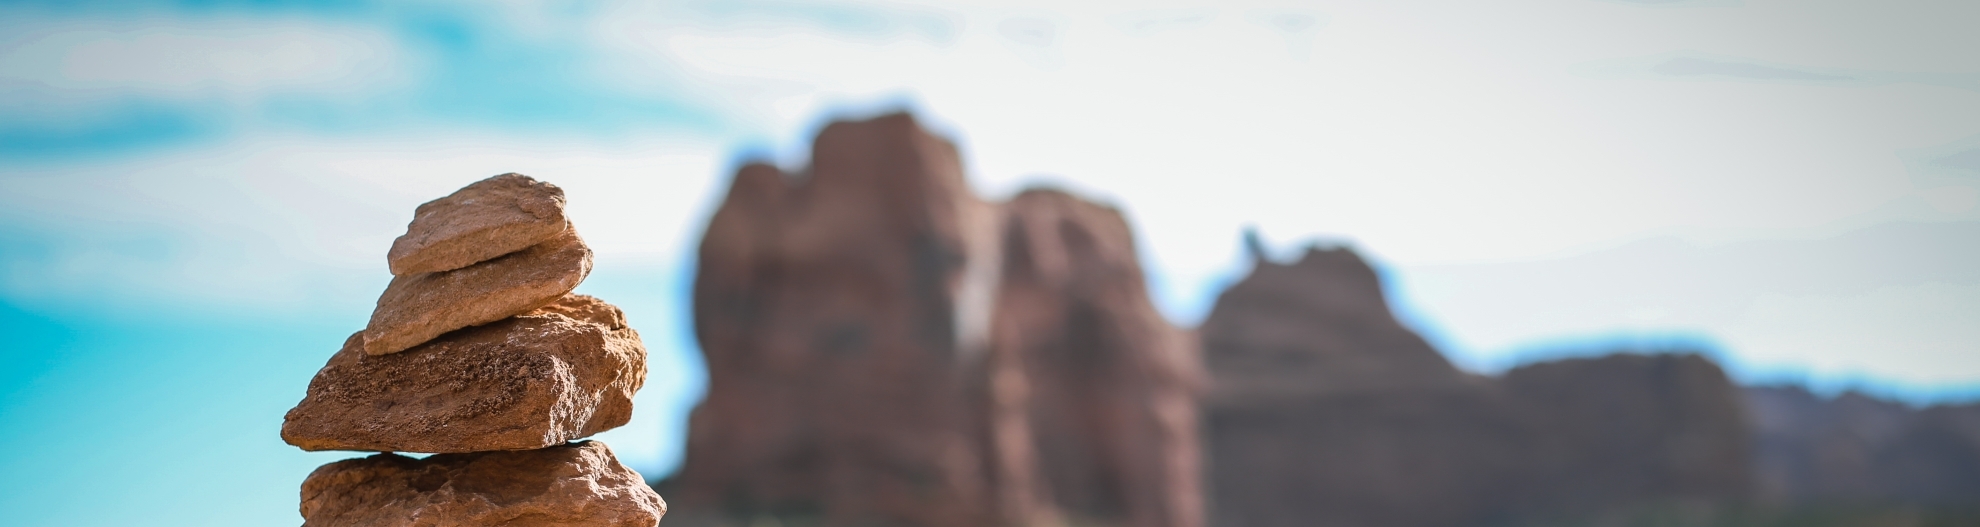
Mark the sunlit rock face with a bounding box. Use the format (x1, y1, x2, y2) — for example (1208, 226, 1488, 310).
(672, 113, 1201, 527)
(286, 173, 661, 527)
(1748, 385, 1980, 507)
(386, 172, 571, 276)
(1201, 246, 1753, 527)
(284, 294, 646, 454)
(363, 227, 593, 356)
(301, 441, 665, 527)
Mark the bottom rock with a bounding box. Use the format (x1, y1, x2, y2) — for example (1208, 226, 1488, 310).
(301, 441, 665, 527)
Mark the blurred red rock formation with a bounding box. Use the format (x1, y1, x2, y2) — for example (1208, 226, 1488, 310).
(673, 113, 1201, 527)
(670, 112, 1980, 527)
(990, 190, 1204, 527)
(1748, 385, 1980, 507)
(1201, 246, 1753, 527)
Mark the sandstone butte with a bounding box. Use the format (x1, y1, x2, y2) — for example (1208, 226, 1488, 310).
(1201, 243, 1751, 527)
(362, 228, 592, 356)
(285, 294, 646, 453)
(669, 112, 1202, 527)
(300, 441, 666, 527)
(387, 173, 571, 276)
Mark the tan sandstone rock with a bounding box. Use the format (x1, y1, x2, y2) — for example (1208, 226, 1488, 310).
(300, 440, 666, 527)
(387, 173, 570, 276)
(284, 294, 645, 453)
(362, 228, 592, 356)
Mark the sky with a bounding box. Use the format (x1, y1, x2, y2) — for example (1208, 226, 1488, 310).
(1, 0, 1977, 525)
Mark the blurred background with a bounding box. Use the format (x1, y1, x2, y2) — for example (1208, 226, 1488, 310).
(1, 0, 1976, 526)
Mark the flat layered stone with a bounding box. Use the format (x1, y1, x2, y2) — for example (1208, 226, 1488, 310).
(300, 441, 666, 527)
(285, 294, 645, 453)
(388, 173, 570, 276)
(362, 228, 591, 356)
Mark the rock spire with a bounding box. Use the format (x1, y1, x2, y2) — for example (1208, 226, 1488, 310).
(669, 113, 1202, 527)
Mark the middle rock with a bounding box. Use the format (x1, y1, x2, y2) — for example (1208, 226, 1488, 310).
(283, 294, 646, 453)
(362, 228, 593, 356)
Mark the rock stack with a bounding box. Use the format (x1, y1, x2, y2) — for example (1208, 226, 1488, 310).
(282, 173, 667, 527)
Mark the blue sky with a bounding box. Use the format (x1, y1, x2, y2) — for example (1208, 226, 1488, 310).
(3, 0, 1978, 525)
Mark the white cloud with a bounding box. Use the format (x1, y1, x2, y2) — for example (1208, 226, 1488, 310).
(0, 19, 405, 100)
(570, 1, 1980, 395)
(0, 132, 726, 314)
(6, 0, 1979, 395)
(581, 0, 1979, 287)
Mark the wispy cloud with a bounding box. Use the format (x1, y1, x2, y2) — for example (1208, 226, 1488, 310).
(1651, 57, 1851, 82)
(0, 2, 739, 161)
(0, 22, 402, 96)
(0, 100, 224, 159)
(1108, 8, 1217, 36)
(1571, 51, 1980, 92)
(1899, 134, 1980, 215)
(1932, 146, 1980, 173)
(1591, 0, 1740, 7)
(658, 0, 961, 45)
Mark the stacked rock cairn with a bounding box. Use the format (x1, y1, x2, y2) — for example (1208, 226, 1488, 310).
(281, 173, 667, 526)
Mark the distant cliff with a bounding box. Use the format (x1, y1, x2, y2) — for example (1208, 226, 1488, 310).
(666, 112, 1980, 527)
(1748, 385, 1980, 507)
(668, 113, 1201, 527)
(1203, 245, 1752, 527)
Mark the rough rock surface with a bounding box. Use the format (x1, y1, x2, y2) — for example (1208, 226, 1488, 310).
(672, 113, 1201, 527)
(1201, 245, 1754, 527)
(285, 294, 645, 453)
(388, 173, 570, 276)
(300, 440, 665, 527)
(1747, 385, 1980, 506)
(363, 228, 592, 355)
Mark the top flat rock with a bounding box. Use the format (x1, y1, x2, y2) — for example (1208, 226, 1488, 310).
(363, 228, 592, 356)
(388, 173, 569, 276)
